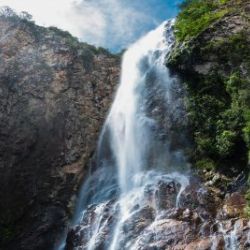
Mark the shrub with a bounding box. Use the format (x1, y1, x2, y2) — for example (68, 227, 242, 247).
(243, 110, 250, 154)
(216, 130, 237, 157)
(226, 72, 241, 94)
(195, 134, 216, 156)
(196, 158, 216, 170)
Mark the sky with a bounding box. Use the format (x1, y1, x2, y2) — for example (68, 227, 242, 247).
(0, 0, 182, 52)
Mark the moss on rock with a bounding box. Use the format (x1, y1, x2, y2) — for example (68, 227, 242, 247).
(167, 0, 250, 216)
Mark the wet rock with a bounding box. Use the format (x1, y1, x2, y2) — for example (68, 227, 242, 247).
(65, 169, 250, 249)
(134, 219, 196, 249)
(66, 189, 250, 250)
(65, 227, 81, 250)
(178, 179, 217, 220)
(66, 201, 117, 250)
(124, 206, 155, 231)
(159, 207, 183, 220)
(184, 238, 212, 250)
(155, 180, 181, 209)
(218, 192, 246, 219)
(121, 206, 155, 247)
(199, 221, 214, 237)
(213, 236, 226, 250)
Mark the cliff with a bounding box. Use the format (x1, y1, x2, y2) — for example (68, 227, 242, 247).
(1, 1, 250, 249)
(0, 12, 120, 250)
(167, 0, 250, 214)
(65, 2, 250, 248)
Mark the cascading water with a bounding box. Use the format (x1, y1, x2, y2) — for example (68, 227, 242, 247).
(64, 20, 191, 250)
(212, 221, 240, 250)
(106, 20, 188, 195)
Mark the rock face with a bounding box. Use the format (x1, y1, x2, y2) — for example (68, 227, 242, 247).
(0, 15, 120, 250)
(1, 2, 250, 250)
(167, 1, 250, 174)
(168, 1, 250, 77)
(65, 176, 250, 250)
(63, 1, 250, 249)
(63, 1, 250, 248)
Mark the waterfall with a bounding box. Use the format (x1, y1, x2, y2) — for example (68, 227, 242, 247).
(66, 20, 190, 250)
(106, 20, 186, 194)
(219, 221, 239, 250)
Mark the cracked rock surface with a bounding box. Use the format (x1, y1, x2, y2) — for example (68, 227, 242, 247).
(0, 16, 120, 250)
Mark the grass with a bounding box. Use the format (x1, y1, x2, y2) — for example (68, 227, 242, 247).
(175, 0, 230, 41)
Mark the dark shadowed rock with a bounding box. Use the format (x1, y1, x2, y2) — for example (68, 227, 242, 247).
(0, 15, 120, 250)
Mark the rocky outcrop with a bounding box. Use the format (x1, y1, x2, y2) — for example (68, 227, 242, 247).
(65, 175, 250, 249)
(0, 14, 120, 250)
(167, 1, 250, 180)
(164, 0, 250, 247)
(168, 1, 250, 78)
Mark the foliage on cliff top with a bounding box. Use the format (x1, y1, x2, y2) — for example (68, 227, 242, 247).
(175, 0, 233, 41)
(0, 6, 113, 57)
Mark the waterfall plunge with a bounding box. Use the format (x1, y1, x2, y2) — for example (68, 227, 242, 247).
(69, 20, 190, 250)
(109, 21, 168, 193)
(105, 21, 189, 249)
(105, 19, 188, 194)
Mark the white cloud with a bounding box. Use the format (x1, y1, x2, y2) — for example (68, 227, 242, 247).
(0, 0, 161, 51)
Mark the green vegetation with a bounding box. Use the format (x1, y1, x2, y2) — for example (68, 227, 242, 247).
(172, 0, 250, 215)
(186, 82, 248, 173)
(0, 7, 113, 57)
(175, 0, 230, 41)
(47, 26, 106, 54)
(186, 33, 250, 173)
(0, 7, 117, 73)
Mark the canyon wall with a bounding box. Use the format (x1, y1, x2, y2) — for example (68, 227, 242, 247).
(0, 14, 120, 250)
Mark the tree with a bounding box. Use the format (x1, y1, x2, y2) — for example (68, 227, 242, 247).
(0, 6, 16, 17)
(19, 11, 33, 21)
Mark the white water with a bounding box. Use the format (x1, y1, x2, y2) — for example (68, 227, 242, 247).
(100, 20, 188, 250)
(108, 21, 167, 193)
(211, 221, 239, 250)
(109, 171, 189, 250)
(65, 20, 190, 250)
(106, 20, 187, 194)
(224, 221, 239, 250)
(103, 20, 188, 249)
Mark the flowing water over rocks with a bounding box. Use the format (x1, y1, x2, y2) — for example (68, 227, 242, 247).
(64, 21, 250, 250)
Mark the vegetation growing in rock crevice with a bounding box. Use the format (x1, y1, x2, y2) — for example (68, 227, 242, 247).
(185, 70, 249, 174)
(188, 31, 250, 173)
(169, 0, 250, 215)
